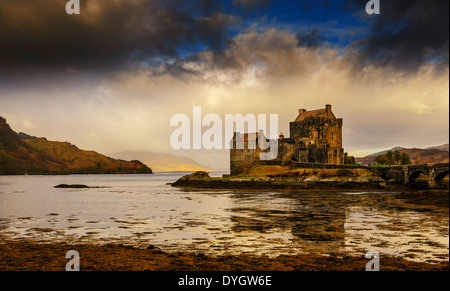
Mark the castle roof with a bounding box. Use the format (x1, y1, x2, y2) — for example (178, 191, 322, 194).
(294, 109, 327, 122)
(294, 105, 336, 122)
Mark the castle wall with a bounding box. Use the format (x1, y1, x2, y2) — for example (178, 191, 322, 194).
(323, 118, 343, 149)
(276, 139, 296, 163)
(290, 117, 343, 148)
(289, 115, 344, 165)
(230, 146, 261, 175)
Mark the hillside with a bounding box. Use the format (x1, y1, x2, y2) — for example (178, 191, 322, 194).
(111, 151, 213, 173)
(426, 144, 450, 151)
(0, 117, 152, 175)
(356, 145, 449, 165)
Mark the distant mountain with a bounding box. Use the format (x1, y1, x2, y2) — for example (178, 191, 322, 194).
(425, 144, 449, 151)
(366, 147, 407, 157)
(0, 116, 152, 175)
(400, 148, 449, 164)
(356, 144, 449, 165)
(111, 151, 213, 173)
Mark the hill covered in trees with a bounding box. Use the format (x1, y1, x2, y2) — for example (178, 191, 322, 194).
(0, 116, 152, 175)
(356, 145, 449, 166)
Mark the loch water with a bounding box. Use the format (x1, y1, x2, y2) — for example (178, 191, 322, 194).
(0, 173, 448, 264)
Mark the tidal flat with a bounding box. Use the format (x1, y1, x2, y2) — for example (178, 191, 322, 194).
(0, 241, 448, 271)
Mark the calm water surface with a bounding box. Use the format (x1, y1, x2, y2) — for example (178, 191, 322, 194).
(0, 173, 448, 263)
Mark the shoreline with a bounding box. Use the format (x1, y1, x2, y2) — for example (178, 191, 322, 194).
(170, 172, 436, 191)
(1, 240, 448, 271)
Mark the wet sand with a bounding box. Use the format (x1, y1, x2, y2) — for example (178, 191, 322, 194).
(0, 240, 448, 271)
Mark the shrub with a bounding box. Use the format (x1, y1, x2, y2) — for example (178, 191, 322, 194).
(336, 169, 354, 177)
(318, 170, 333, 179)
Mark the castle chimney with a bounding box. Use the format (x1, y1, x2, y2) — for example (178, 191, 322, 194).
(298, 109, 306, 115)
(326, 105, 332, 117)
(279, 132, 285, 139)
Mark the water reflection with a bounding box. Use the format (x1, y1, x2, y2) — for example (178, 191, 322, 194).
(225, 191, 448, 262)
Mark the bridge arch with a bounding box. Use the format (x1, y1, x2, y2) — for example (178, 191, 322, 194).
(434, 170, 449, 185)
(408, 170, 428, 184)
(401, 164, 449, 188)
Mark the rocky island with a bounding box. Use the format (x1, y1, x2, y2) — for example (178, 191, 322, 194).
(173, 106, 449, 191)
(172, 166, 390, 191)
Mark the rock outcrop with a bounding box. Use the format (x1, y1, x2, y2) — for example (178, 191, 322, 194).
(172, 171, 389, 191)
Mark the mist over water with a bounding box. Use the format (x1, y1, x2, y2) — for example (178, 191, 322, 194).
(0, 173, 448, 263)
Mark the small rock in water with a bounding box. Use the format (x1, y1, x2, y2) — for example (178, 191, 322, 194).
(54, 184, 90, 189)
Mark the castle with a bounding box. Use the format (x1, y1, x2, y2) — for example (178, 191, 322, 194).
(230, 105, 345, 175)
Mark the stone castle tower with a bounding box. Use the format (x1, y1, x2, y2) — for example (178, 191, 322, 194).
(230, 105, 345, 175)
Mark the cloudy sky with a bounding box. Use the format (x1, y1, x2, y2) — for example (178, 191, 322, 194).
(0, 0, 448, 170)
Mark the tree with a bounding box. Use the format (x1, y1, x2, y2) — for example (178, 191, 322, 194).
(386, 151, 394, 164)
(374, 155, 390, 165)
(400, 152, 411, 165)
(393, 151, 402, 163)
(344, 152, 356, 165)
(374, 150, 411, 166)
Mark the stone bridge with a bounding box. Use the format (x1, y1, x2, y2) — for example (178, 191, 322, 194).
(256, 161, 449, 188)
(376, 163, 449, 188)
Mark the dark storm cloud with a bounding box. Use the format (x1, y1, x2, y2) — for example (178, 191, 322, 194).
(199, 0, 449, 76)
(347, 0, 449, 71)
(297, 0, 449, 72)
(0, 0, 236, 77)
(1, 0, 447, 82)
